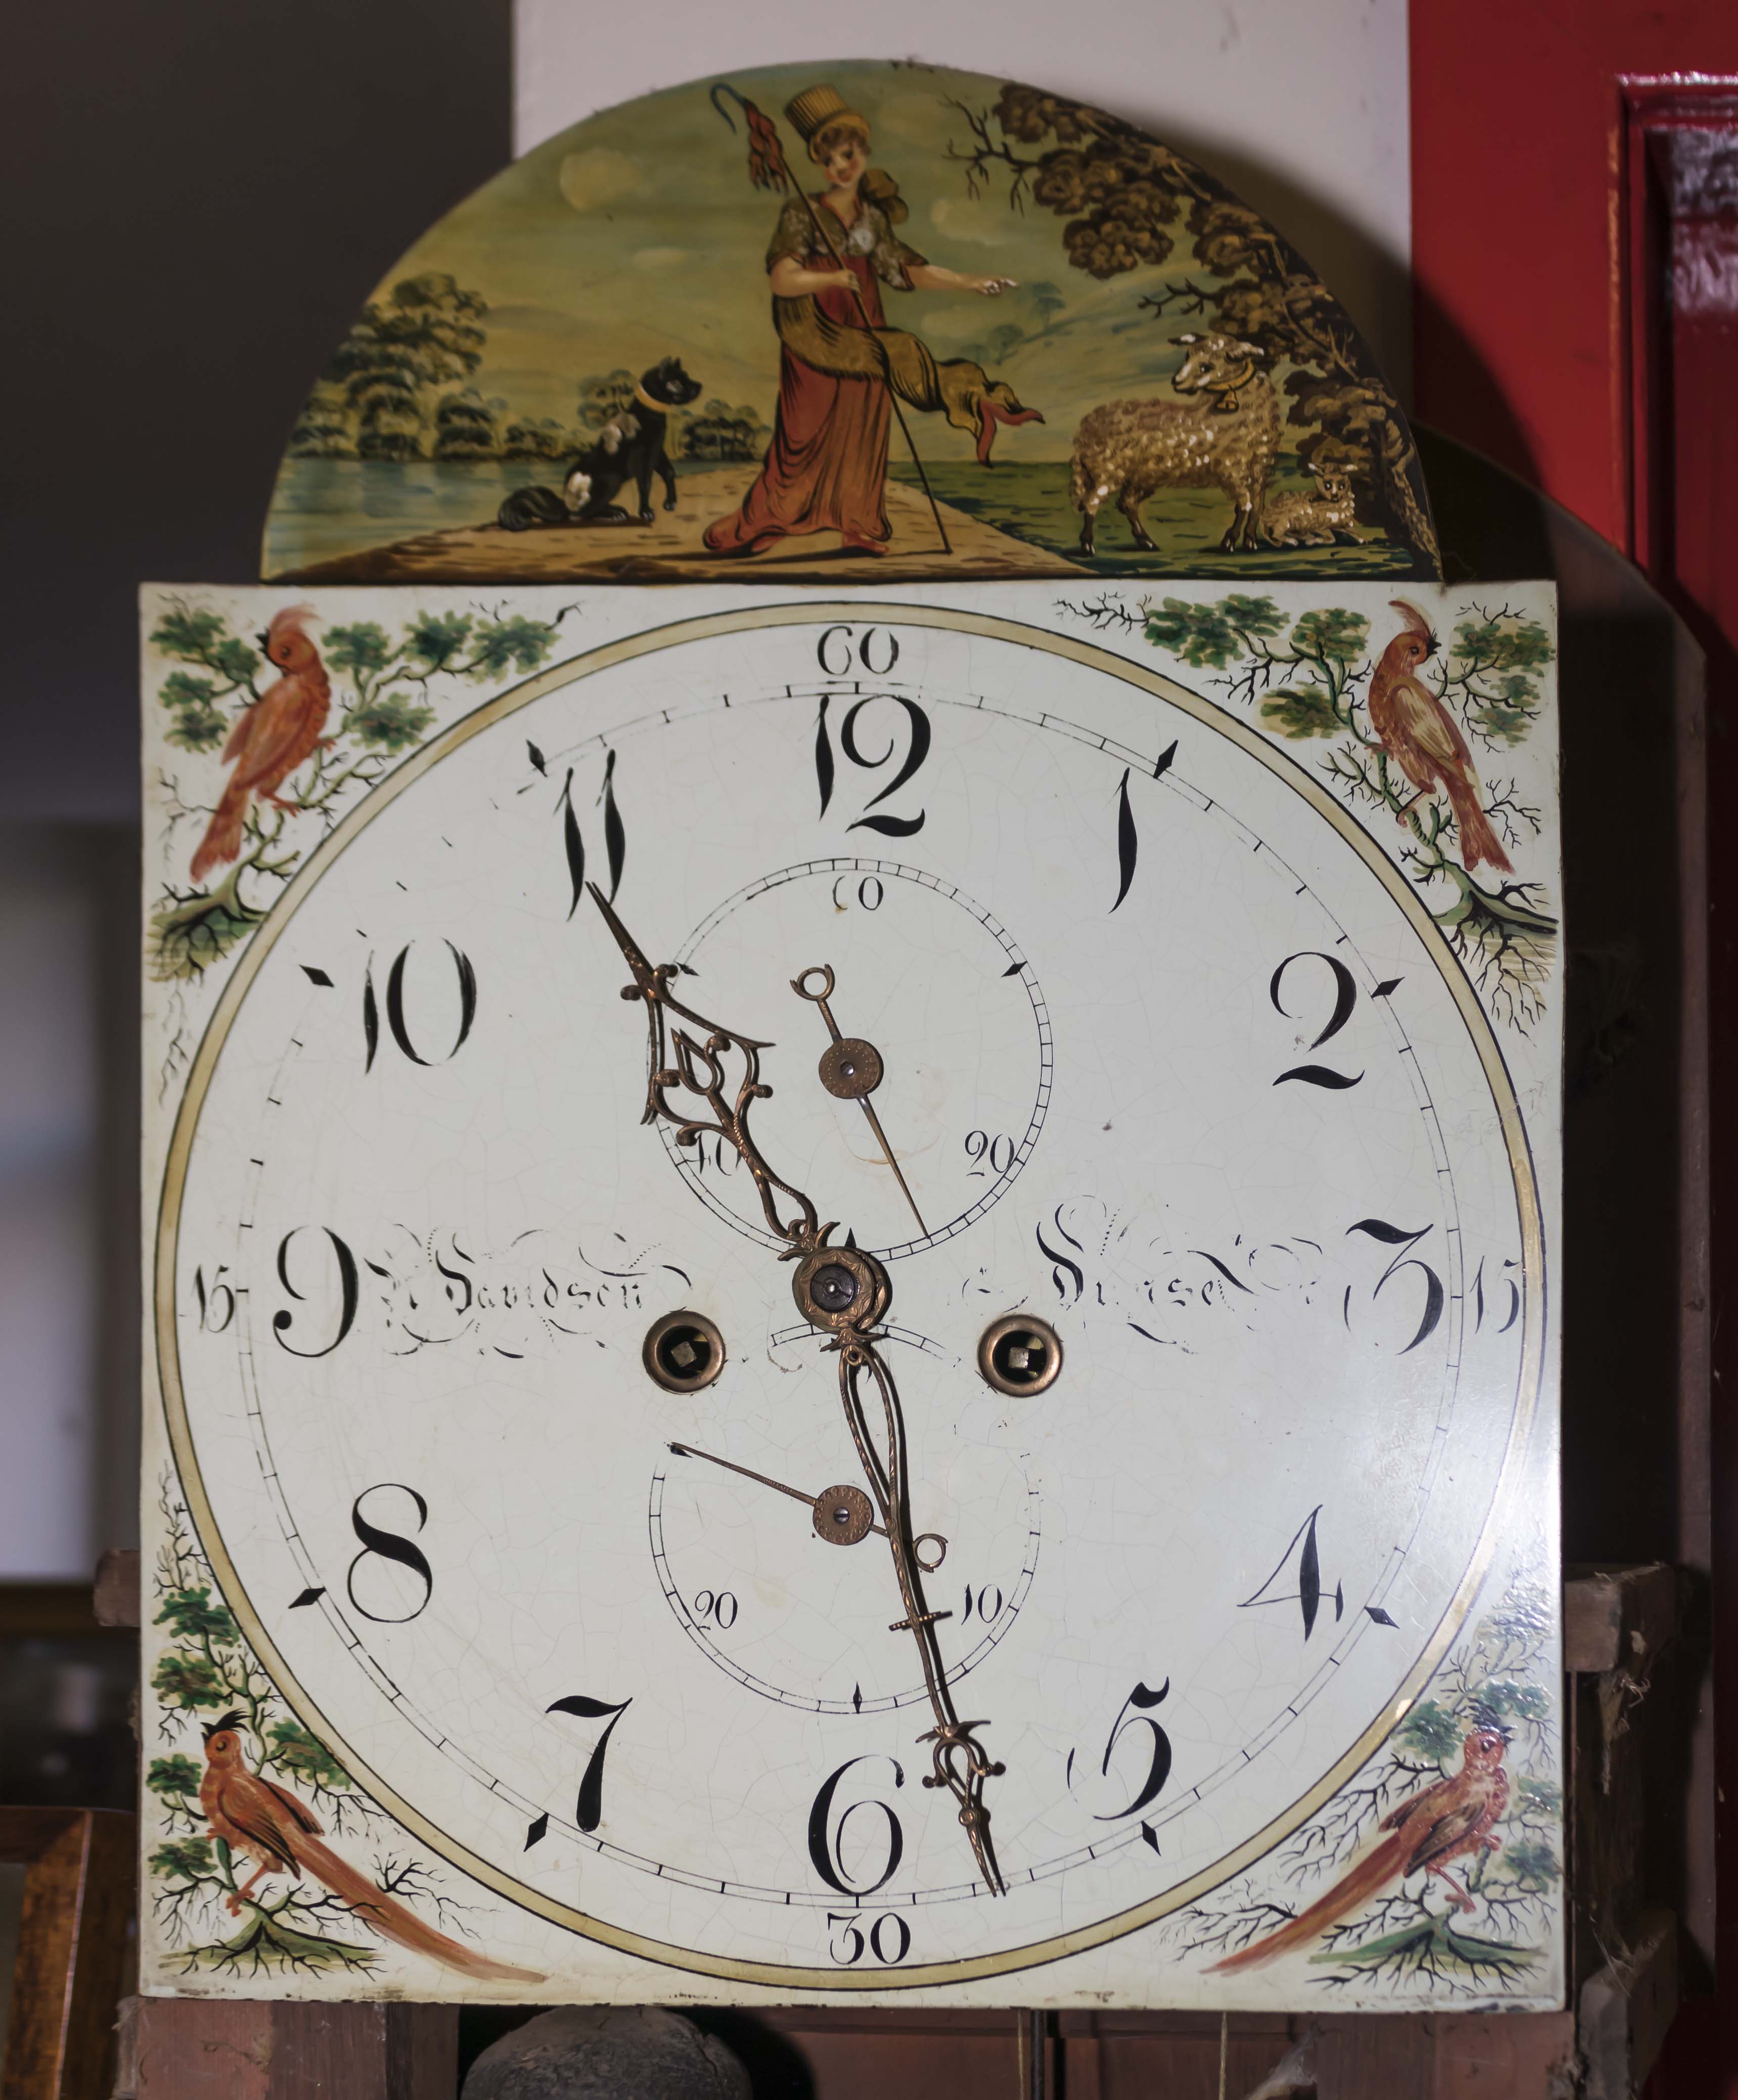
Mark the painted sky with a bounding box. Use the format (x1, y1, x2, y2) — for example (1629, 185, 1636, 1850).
(335, 60, 1281, 461)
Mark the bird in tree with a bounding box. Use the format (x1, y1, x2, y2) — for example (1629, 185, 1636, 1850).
(189, 605, 331, 884)
(198, 1712, 542, 1983)
(1206, 1724, 1510, 1972)
(1368, 600, 1513, 873)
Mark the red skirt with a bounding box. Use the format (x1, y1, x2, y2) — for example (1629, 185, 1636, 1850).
(705, 262, 893, 554)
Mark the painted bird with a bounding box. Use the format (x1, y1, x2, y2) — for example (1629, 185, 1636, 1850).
(1206, 1724, 1509, 1973)
(189, 604, 331, 884)
(199, 1712, 542, 1983)
(1368, 600, 1513, 873)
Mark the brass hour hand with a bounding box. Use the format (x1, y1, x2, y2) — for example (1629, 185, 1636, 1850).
(792, 966, 928, 1240)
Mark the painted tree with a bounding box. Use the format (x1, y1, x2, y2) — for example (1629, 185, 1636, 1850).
(682, 398, 772, 462)
(432, 387, 498, 461)
(576, 369, 638, 432)
(286, 379, 354, 459)
(1168, 1589, 1560, 1993)
(320, 272, 489, 462)
(945, 86, 1439, 573)
(1064, 591, 1555, 1030)
(502, 416, 571, 462)
(149, 600, 568, 982)
(147, 1474, 478, 1978)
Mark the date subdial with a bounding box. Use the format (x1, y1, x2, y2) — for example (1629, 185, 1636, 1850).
(648, 1329, 1040, 1715)
(661, 859, 1050, 1260)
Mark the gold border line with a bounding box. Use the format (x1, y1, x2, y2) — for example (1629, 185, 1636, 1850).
(154, 598, 1548, 1990)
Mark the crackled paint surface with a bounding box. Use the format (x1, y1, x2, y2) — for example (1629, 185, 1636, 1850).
(141, 581, 1561, 2005)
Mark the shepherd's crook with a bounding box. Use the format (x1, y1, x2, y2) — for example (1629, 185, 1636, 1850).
(711, 84, 953, 557)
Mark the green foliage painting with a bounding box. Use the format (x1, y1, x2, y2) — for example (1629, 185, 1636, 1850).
(1166, 1586, 1562, 1994)
(1066, 590, 1557, 1032)
(946, 86, 1435, 566)
(147, 600, 569, 984)
(147, 1475, 473, 1977)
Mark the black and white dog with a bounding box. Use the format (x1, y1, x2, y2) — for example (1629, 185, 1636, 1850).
(499, 357, 703, 531)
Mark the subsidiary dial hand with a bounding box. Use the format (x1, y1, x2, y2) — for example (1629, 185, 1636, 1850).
(792, 965, 928, 1239)
(670, 1439, 950, 1566)
(590, 885, 1005, 1893)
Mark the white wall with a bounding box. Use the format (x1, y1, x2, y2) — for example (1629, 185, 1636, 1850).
(514, 0, 1412, 397)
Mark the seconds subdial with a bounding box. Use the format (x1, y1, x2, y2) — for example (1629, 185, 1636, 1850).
(661, 859, 1050, 1259)
(649, 1329, 1040, 1717)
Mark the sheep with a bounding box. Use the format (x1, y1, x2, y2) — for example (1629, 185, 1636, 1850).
(1069, 333, 1280, 557)
(1259, 456, 1362, 548)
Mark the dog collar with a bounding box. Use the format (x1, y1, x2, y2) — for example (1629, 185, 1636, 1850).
(633, 379, 667, 412)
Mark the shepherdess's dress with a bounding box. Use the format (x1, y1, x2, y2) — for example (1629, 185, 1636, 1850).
(704, 193, 1036, 556)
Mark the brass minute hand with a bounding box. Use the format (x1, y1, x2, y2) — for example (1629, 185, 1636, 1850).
(589, 886, 1006, 1894)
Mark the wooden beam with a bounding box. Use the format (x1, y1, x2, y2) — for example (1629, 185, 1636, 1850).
(1564, 1563, 1678, 1675)
(130, 2002, 458, 2100)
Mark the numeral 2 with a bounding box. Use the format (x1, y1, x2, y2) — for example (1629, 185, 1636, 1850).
(815, 692, 931, 838)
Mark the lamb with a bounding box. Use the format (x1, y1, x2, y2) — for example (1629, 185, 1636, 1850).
(1069, 332, 1280, 557)
(1259, 457, 1361, 548)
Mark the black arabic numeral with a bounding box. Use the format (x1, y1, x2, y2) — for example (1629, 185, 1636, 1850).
(557, 752, 627, 914)
(598, 747, 626, 903)
(1471, 1253, 1522, 1334)
(547, 1693, 633, 1832)
(362, 962, 380, 1070)
(816, 624, 900, 678)
(1111, 768, 1138, 912)
(1239, 1506, 1344, 1640)
(812, 634, 927, 837)
(1270, 951, 1363, 1088)
(1348, 1218, 1445, 1353)
(272, 1227, 359, 1357)
(192, 1262, 236, 1333)
(1093, 1680, 1173, 1821)
(964, 1130, 1014, 1179)
(379, 940, 477, 1066)
(689, 1132, 738, 1178)
(808, 1755, 905, 1897)
(560, 768, 586, 917)
(828, 1911, 911, 1965)
(815, 694, 836, 816)
(692, 1588, 738, 1629)
(347, 1482, 433, 1624)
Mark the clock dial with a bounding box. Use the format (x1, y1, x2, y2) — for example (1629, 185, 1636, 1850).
(159, 600, 1542, 1987)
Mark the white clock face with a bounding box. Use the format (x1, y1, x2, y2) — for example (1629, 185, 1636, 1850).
(160, 603, 1540, 1988)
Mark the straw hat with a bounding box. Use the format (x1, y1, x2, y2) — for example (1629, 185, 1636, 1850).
(785, 84, 871, 161)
